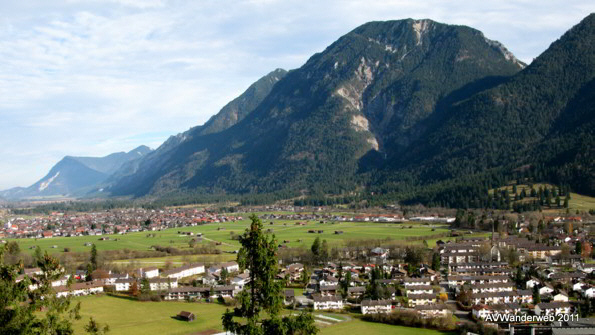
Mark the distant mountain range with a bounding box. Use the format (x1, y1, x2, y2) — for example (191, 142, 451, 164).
(5, 14, 595, 206)
(0, 146, 151, 199)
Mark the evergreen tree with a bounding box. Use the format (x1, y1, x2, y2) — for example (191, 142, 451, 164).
(140, 278, 150, 295)
(0, 247, 100, 334)
(90, 244, 98, 271)
(533, 285, 541, 304)
(222, 215, 317, 335)
(310, 237, 321, 263)
(431, 252, 441, 271)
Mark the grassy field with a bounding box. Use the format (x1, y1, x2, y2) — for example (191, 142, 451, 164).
(71, 295, 450, 335)
(12, 219, 452, 256)
(72, 295, 228, 335)
(319, 319, 452, 335)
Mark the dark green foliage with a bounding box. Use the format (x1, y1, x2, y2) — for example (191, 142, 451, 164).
(0, 248, 87, 334)
(109, 18, 524, 200)
(222, 215, 317, 335)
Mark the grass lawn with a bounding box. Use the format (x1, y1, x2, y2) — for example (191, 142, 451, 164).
(12, 219, 451, 256)
(72, 295, 229, 335)
(71, 295, 451, 335)
(319, 318, 452, 335)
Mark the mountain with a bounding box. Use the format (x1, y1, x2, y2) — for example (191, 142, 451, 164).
(110, 18, 526, 198)
(1, 146, 152, 199)
(72, 145, 152, 175)
(108, 68, 289, 194)
(200, 68, 288, 135)
(384, 13, 595, 205)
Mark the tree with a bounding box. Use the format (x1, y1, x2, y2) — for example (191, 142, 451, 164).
(189, 239, 197, 248)
(220, 267, 229, 284)
(4, 241, 21, 265)
(0, 247, 105, 334)
(320, 240, 329, 265)
(34, 246, 43, 264)
(130, 281, 140, 296)
(576, 241, 583, 256)
(300, 267, 311, 288)
(84, 317, 110, 335)
(310, 237, 321, 263)
(90, 244, 98, 271)
(140, 277, 150, 295)
(533, 285, 541, 304)
(431, 252, 441, 271)
(339, 271, 351, 300)
(456, 286, 472, 306)
(222, 215, 317, 335)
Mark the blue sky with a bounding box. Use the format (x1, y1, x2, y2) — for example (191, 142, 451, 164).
(0, 0, 593, 190)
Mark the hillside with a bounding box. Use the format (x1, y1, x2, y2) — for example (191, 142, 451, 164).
(385, 13, 595, 207)
(110, 18, 524, 198)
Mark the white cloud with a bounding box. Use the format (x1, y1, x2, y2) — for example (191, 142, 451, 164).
(0, 0, 593, 189)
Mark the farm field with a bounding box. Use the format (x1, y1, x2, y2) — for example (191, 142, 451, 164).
(11, 218, 452, 256)
(70, 295, 451, 335)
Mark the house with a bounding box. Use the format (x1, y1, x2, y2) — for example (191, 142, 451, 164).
(472, 303, 521, 320)
(284, 289, 295, 304)
(320, 285, 338, 296)
(408, 293, 436, 307)
(553, 291, 569, 302)
(55, 281, 104, 297)
(370, 247, 389, 263)
(573, 282, 587, 292)
(361, 300, 392, 314)
(313, 295, 343, 310)
(114, 278, 135, 292)
(231, 273, 250, 289)
(141, 267, 159, 278)
(404, 277, 431, 286)
(583, 286, 595, 298)
(539, 284, 555, 296)
(526, 278, 541, 289)
(416, 304, 450, 318)
(535, 302, 572, 316)
(406, 285, 433, 295)
(221, 261, 240, 273)
(347, 286, 366, 297)
(161, 263, 205, 279)
(177, 311, 195, 322)
(149, 277, 177, 291)
(164, 285, 236, 301)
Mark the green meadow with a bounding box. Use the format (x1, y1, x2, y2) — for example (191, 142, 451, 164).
(71, 295, 451, 335)
(11, 219, 452, 256)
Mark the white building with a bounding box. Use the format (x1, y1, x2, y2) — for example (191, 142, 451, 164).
(361, 300, 392, 314)
(313, 295, 343, 311)
(535, 302, 572, 316)
(115, 278, 134, 292)
(141, 267, 159, 279)
(55, 282, 104, 297)
(149, 277, 178, 291)
(161, 263, 205, 279)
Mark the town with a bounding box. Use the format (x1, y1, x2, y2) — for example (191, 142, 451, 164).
(2, 205, 595, 335)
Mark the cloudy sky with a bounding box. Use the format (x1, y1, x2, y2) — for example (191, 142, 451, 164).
(0, 0, 593, 190)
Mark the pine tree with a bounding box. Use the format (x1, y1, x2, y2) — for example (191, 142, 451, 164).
(90, 244, 98, 271)
(0, 247, 97, 334)
(222, 215, 317, 335)
(311, 237, 321, 263)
